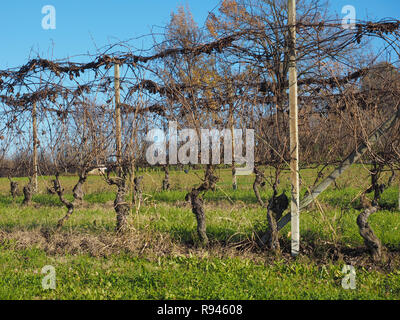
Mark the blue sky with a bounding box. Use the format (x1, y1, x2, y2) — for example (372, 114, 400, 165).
(0, 0, 399, 69)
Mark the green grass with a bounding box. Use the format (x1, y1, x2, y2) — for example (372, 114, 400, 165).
(0, 165, 399, 299)
(1, 246, 400, 300)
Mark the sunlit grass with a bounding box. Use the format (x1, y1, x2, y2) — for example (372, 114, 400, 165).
(0, 165, 399, 299)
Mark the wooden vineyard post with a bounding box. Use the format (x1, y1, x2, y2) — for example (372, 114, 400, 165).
(398, 177, 400, 211)
(230, 106, 237, 190)
(32, 101, 38, 193)
(114, 63, 122, 174)
(288, 0, 300, 257)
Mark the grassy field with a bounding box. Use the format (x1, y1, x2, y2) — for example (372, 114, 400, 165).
(0, 166, 399, 299)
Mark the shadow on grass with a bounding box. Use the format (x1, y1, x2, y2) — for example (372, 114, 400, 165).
(150, 189, 272, 205)
(318, 187, 399, 211)
(0, 194, 64, 207)
(164, 225, 247, 245)
(84, 192, 115, 204)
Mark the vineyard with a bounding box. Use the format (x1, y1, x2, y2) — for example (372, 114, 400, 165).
(1, 0, 400, 300)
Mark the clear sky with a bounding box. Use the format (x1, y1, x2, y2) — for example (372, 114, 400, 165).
(1, 0, 399, 69)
